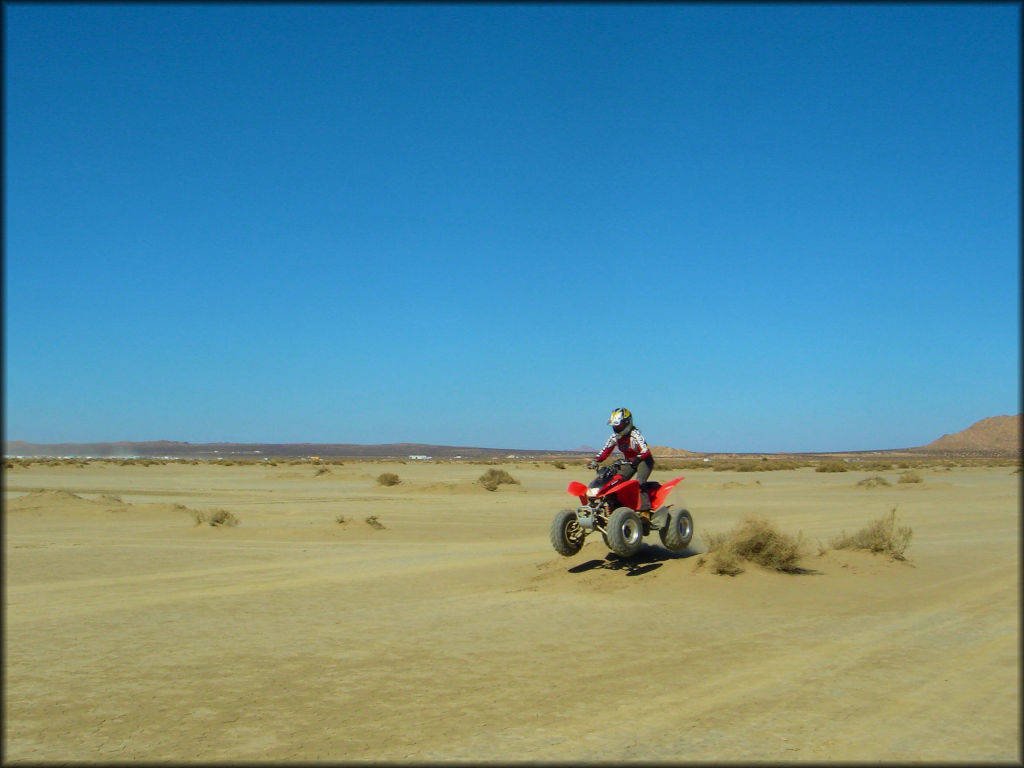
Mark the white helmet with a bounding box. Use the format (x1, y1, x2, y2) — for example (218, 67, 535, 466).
(608, 407, 633, 436)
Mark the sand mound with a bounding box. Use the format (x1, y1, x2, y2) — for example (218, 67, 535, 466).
(6, 489, 129, 513)
(7, 489, 86, 509)
(414, 482, 490, 494)
(721, 480, 761, 489)
(5, 490, 183, 523)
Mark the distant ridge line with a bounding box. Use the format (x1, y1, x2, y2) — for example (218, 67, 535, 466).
(5, 414, 1020, 458)
(2, 440, 587, 459)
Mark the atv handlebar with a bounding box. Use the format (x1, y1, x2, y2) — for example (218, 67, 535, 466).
(590, 457, 629, 472)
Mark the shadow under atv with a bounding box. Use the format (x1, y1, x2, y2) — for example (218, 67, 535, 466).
(567, 543, 699, 577)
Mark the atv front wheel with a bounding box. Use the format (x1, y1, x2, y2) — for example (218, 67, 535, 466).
(550, 509, 585, 556)
(605, 507, 644, 557)
(659, 508, 693, 552)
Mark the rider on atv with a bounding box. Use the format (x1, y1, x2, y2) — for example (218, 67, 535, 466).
(588, 408, 655, 516)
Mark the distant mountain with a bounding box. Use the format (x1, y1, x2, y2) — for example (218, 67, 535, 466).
(918, 415, 1021, 455)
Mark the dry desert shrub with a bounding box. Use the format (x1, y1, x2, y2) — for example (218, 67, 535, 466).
(769, 460, 803, 470)
(861, 461, 894, 471)
(898, 470, 923, 484)
(314, 467, 332, 477)
(739, 461, 772, 472)
(815, 461, 848, 473)
(335, 514, 346, 525)
(365, 515, 385, 529)
(830, 508, 912, 560)
(376, 472, 400, 486)
(697, 539, 745, 576)
(857, 475, 892, 488)
(478, 468, 519, 491)
(192, 508, 239, 527)
(698, 518, 807, 575)
(550, 461, 567, 469)
(712, 459, 803, 472)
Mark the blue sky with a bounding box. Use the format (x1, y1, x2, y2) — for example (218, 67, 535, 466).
(4, 3, 1019, 453)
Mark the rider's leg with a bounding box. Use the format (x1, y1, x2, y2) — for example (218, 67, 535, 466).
(636, 456, 654, 513)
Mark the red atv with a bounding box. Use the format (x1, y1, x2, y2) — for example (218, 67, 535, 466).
(550, 458, 694, 557)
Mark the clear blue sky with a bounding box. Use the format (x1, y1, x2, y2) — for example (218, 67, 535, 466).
(4, 3, 1019, 453)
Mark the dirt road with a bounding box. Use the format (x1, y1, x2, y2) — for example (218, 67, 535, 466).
(4, 460, 1019, 761)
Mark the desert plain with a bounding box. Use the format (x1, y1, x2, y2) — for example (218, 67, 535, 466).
(3, 457, 1020, 762)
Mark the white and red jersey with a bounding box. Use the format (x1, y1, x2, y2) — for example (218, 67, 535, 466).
(595, 427, 651, 464)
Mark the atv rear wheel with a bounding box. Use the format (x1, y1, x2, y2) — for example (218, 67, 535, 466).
(550, 509, 585, 556)
(605, 507, 644, 557)
(659, 508, 693, 551)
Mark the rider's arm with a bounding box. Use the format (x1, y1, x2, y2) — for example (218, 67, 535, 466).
(594, 434, 616, 463)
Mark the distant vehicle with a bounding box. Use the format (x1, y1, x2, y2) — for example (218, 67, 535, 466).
(550, 458, 693, 557)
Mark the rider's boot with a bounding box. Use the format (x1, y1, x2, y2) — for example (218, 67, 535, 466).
(638, 490, 652, 521)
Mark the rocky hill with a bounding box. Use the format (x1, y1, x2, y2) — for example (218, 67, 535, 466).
(651, 445, 699, 457)
(919, 414, 1021, 455)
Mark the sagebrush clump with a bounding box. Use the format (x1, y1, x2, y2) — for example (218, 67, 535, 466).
(377, 472, 401, 486)
(857, 475, 892, 488)
(815, 462, 848, 473)
(193, 508, 239, 527)
(831, 508, 913, 561)
(698, 518, 806, 575)
(478, 468, 519, 491)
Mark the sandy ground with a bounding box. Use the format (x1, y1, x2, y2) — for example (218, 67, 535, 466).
(3, 459, 1019, 762)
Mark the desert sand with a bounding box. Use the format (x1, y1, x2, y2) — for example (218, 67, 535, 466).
(4, 459, 1019, 762)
